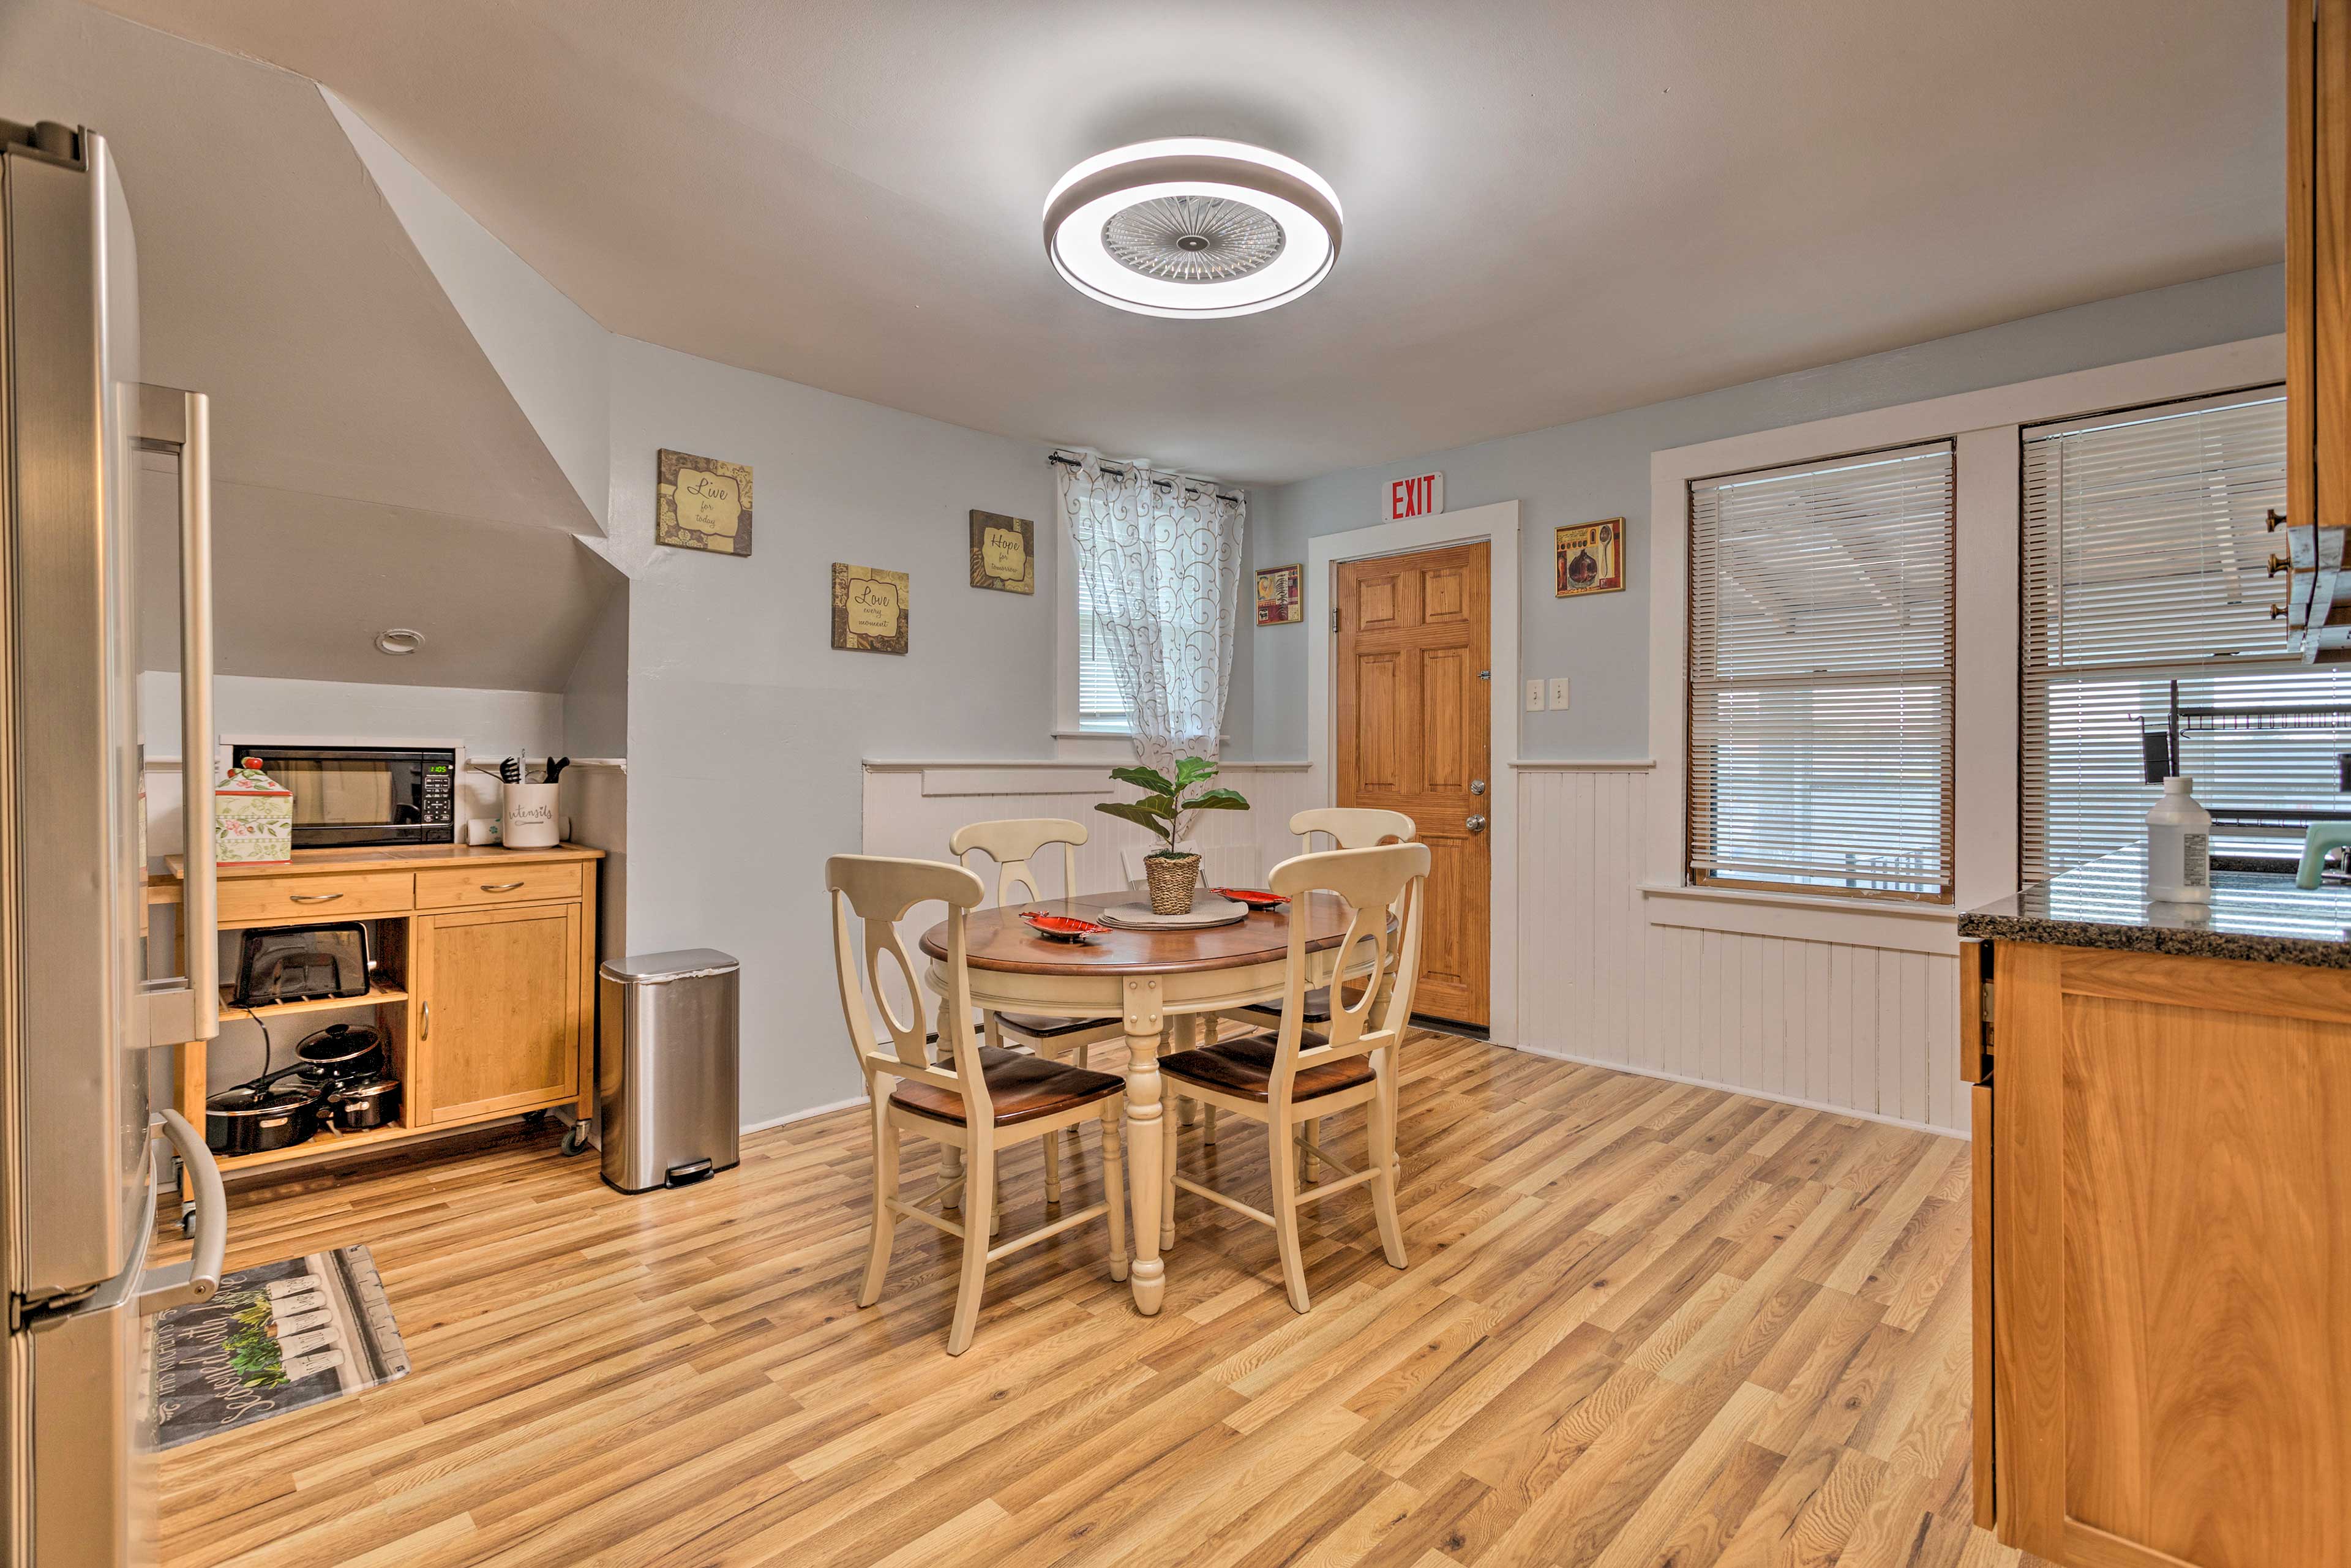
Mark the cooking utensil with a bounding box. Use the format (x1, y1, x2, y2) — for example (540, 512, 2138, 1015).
(321, 1076, 402, 1133)
(1213, 887, 1290, 910)
(1019, 910, 1108, 942)
(294, 1021, 386, 1082)
(501, 754, 522, 784)
(544, 756, 571, 784)
(203, 1081, 320, 1157)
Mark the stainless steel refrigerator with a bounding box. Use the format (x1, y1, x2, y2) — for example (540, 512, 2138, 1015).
(0, 119, 225, 1567)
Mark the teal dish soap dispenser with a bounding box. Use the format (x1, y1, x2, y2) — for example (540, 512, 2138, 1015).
(2145, 776, 2211, 905)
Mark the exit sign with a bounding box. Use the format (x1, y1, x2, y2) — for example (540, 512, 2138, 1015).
(1388, 471, 1444, 521)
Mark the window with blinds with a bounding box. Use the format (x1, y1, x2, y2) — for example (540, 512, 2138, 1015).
(1074, 568, 1131, 731)
(2021, 388, 2345, 878)
(1688, 442, 1955, 901)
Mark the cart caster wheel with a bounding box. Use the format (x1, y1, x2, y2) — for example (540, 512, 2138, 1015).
(179, 1209, 197, 1237)
(560, 1122, 591, 1157)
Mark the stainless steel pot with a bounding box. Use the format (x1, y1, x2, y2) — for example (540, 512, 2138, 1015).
(322, 1076, 401, 1133)
(294, 1021, 384, 1082)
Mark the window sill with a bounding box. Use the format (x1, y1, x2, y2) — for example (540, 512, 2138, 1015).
(1639, 880, 1960, 955)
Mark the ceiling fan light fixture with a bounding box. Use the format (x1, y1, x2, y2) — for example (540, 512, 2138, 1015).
(1043, 138, 1342, 319)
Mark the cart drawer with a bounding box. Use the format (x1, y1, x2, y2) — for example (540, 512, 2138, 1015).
(416, 861, 582, 910)
(217, 871, 414, 926)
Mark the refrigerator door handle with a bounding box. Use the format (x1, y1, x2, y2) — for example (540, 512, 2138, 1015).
(136, 1110, 225, 1315)
(137, 385, 218, 1048)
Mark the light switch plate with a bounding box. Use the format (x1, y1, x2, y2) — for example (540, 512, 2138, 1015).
(1524, 679, 1545, 713)
(1550, 677, 1572, 710)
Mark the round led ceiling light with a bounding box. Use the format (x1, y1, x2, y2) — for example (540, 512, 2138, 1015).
(1043, 139, 1341, 319)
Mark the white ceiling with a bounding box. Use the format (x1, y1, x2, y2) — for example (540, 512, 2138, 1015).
(89, 0, 2281, 485)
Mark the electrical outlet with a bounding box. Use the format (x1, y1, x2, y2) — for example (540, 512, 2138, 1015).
(1550, 677, 1572, 710)
(1524, 679, 1545, 713)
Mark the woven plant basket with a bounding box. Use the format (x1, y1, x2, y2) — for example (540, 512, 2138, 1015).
(1144, 852, 1202, 915)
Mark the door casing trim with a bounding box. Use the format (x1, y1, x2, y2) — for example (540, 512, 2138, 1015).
(1308, 500, 1520, 1045)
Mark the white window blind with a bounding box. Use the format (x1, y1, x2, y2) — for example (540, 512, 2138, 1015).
(1688, 441, 1955, 901)
(1074, 568, 1131, 732)
(2022, 388, 2346, 879)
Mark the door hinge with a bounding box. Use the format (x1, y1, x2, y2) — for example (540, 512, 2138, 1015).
(1331, 607, 1341, 632)
(1479, 670, 1490, 680)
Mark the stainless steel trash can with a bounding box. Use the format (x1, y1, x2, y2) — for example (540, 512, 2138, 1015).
(598, 948, 741, 1194)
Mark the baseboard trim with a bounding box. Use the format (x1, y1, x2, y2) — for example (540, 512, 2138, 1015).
(741, 1093, 868, 1136)
(1499, 1040, 1968, 1141)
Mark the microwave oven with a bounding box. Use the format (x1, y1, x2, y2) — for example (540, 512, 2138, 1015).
(220, 741, 459, 849)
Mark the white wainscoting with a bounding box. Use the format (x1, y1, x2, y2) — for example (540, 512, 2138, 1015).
(861, 761, 1322, 905)
(1516, 766, 1965, 1136)
(862, 759, 1965, 1138)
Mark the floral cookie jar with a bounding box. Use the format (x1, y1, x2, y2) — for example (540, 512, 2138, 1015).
(215, 756, 293, 866)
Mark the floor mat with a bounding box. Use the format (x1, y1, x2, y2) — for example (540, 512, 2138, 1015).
(151, 1242, 410, 1450)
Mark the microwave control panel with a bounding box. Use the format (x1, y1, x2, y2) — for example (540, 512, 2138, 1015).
(421, 762, 454, 822)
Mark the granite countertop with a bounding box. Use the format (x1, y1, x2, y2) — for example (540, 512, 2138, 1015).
(1959, 846, 2351, 968)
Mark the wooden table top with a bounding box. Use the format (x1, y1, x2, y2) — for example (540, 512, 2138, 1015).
(919, 890, 1357, 976)
(165, 841, 606, 880)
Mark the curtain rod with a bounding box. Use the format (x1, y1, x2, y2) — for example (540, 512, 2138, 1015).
(1048, 450, 1243, 505)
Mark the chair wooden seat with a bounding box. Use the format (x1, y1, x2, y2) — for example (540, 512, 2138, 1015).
(1159, 1032, 1370, 1102)
(994, 1010, 1121, 1040)
(891, 1045, 1124, 1127)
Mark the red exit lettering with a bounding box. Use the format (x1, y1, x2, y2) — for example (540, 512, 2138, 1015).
(1387, 472, 1444, 521)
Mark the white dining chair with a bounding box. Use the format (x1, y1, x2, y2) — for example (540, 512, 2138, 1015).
(1235, 808, 1416, 1171)
(1153, 841, 1430, 1312)
(827, 853, 1128, 1355)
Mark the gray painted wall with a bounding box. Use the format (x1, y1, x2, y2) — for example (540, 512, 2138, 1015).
(599, 334, 1059, 1125)
(1250, 264, 2287, 761)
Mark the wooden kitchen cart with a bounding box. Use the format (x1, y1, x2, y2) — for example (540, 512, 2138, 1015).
(163, 842, 603, 1198)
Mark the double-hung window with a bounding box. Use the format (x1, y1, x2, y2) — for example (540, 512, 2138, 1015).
(1687, 441, 1956, 901)
(1073, 566, 1131, 732)
(2021, 388, 2345, 877)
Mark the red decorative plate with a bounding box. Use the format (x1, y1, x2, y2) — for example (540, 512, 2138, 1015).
(1020, 910, 1108, 942)
(1214, 887, 1290, 910)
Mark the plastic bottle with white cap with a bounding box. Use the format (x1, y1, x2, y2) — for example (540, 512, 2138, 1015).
(2146, 775, 2212, 905)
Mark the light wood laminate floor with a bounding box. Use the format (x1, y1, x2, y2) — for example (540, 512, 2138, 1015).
(156, 1030, 2048, 1568)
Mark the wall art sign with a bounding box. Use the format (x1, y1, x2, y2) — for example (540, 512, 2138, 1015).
(832, 563, 910, 654)
(1256, 563, 1305, 626)
(969, 511, 1035, 594)
(1555, 518, 1626, 598)
(1387, 471, 1444, 522)
(656, 449, 754, 557)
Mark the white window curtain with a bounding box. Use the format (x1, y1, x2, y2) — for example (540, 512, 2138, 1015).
(1687, 441, 1956, 901)
(2021, 388, 2343, 878)
(1055, 452, 1247, 770)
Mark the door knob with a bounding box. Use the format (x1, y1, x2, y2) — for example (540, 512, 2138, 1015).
(1470, 779, 1487, 796)
(1466, 814, 1488, 834)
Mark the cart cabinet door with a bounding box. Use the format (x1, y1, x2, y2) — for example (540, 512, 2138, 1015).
(414, 904, 580, 1123)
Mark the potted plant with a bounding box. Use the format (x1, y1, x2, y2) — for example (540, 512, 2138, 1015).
(1095, 757, 1250, 915)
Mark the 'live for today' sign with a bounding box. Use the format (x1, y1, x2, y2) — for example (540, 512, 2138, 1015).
(1387, 471, 1444, 522)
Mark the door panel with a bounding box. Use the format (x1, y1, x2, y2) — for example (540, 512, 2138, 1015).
(1335, 541, 1490, 1026)
(415, 904, 579, 1123)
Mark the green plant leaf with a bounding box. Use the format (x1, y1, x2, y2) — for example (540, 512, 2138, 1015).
(1109, 765, 1176, 795)
(1093, 800, 1172, 836)
(1172, 756, 1215, 789)
(1188, 787, 1250, 811)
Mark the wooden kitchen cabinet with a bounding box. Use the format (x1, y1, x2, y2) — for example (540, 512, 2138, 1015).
(166, 843, 602, 1183)
(413, 902, 582, 1124)
(1970, 940, 2351, 1568)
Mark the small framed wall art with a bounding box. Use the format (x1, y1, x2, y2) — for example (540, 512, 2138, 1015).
(969, 511, 1035, 594)
(1555, 519, 1625, 598)
(1256, 563, 1304, 626)
(655, 449, 754, 557)
(832, 563, 910, 655)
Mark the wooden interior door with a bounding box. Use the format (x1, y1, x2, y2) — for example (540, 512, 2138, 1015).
(1335, 542, 1490, 1026)
(414, 903, 580, 1124)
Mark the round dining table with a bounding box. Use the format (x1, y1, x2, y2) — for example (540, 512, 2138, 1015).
(918, 889, 1371, 1316)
